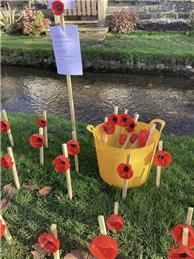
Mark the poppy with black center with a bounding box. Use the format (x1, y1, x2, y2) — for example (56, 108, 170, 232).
(38, 232, 60, 253)
(52, 155, 71, 173)
(108, 114, 118, 125)
(126, 119, 136, 132)
(67, 139, 80, 155)
(168, 245, 194, 259)
(0, 155, 14, 169)
(117, 114, 130, 127)
(0, 120, 11, 133)
(36, 117, 48, 128)
(117, 163, 134, 180)
(153, 150, 173, 167)
(29, 134, 45, 148)
(102, 122, 115, 135)
(51, 0, 64, 15)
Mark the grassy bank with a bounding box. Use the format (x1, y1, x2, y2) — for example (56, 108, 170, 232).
(1, 113, 194, 258)
(1, 32, 194, 74)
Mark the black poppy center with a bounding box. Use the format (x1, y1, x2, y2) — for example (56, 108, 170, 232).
(104, 126, 109, 132)
(179, 253, 187, 258)
(124, 166, 129, 172)
(61, 160, 65, 165)
(41, 120, 45, 124)
(113, 116, 117, 122)
(122, 117, 127, 122)
(2, 122, 7, 127)
(57, 4, 62, 11)
(37, 137, 42, 143)
(159, 155, 164, 160)
(71, 144, 76, 147)
(130, 123, 135, 128)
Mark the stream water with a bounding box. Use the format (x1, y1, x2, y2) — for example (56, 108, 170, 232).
(1, 66, 194, 135)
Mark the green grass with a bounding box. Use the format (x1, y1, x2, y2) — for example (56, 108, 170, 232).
(1, 113, 194, 258)
(2, 32, 194, 74)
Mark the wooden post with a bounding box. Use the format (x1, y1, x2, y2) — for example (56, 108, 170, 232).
(185, 207, 193, 226)
(50, 224, 60, 259)
(7, 147, 20, 190)
(98, 215, 107, 235)
(122, 154, 131, 200)
(182, 227, 189, 246)
(72, 130, 79, 173)
(103, 117, 108, 144)
(156, 141, 163, 188)
(1, 110, 14, 147)
(0, 215, 12, 245)
(145, 124, 156, 146)
(39, 128, 44, 166)
(114, 202, 119, 215)
(43, 111, 48, 148)
(57, 12, 77, 140)
(98, 0, 108, 26)
(122, 113, 139, 149)
(62, 144, 73, 200)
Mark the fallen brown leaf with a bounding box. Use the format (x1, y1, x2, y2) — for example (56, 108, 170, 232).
(64, 250, 95, 259)
(32, 243, 50, 257)
(0, 184, 17, 212)
(31, 250, 41, 259)
(36, 186, 53, 197)
(23, 184, 40, 191)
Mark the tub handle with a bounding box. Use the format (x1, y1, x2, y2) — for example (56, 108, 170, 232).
(86, 124, 95, 134)
(149, 119, 165, 135)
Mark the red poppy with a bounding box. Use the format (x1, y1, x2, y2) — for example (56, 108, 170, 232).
(51, 0, 64, 15)
(38, 232, 60, 253)
(0, 120, 11, 133)
(0, 155, 14, 169)
(52, 155, 70, 173)
(89, 235, 118, 259)
(102, 122, 115, 135)
(153, 150, 173, 167)
(138, 129, 150, 147)
(117, 114, 130, 128)
(0, 220, 6, 238)
(117, 163, 134, 180)
(171, 224, 194, 248)
(126, 119, 137, 133)
(106, 214, 124, 232)
(36, 117, 48, 128)
(108, 114, 118, 125)
(119, 134, 127, 145)
(130, 133, 139, 144)
(67, 139, 80, 155)
(168, 246, 194, 259)
(30, 134, 45, 148)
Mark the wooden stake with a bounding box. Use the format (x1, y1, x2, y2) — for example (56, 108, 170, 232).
(122, 113, 139, 149)
(122, 154, 131, 200)
(145, 123, 156, 146)
(182, 227, 189, 246)
(156, 141, 163, 188)
(56, 12, 77, 140)
(185, 207, 193, 226)
(98, 215, 107, 235)
(103, 117, 108, 144)
(7, 147, 20, 190)
(43, 111, 48, 148)
(114, 202, 119, 215)
(113, 106, 119, 146)
(1, 110, 14, 147)
(50, 224, 60, 259)
(0, 215, 12, 245)
(39, 128, 44, 166)
(72, 130, 79, 173)
(62, 144, 73, 200)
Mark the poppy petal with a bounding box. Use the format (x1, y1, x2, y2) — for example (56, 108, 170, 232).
(117, 163, 134, 180)
(102, 122, 115, 135)
(153, 150, 173, 167)
(0, 220, 6, 238)
(38, 232, 60, 253)
(119, 134, 127, 145)
(30, 134, 45, 148)
(0, 155, 14, 169)
(67, 139, 80, 155)
(106, 214, 124, 232)
(171, 224, 194, 248)
(52, 155, 70, 173)
(168, 245, 194, 259)
(36, 117, 48, 128)
(51, 0, 64, 15)
(0, 120, 11, 133)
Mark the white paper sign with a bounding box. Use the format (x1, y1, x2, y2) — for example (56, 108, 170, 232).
(48, 0, 76, 9)
(50, 25, 83, 75)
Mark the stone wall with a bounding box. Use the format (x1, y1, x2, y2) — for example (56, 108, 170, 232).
(107, 0, 194, 31)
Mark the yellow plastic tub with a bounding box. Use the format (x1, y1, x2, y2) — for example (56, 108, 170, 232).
(87, 119, 165, 188)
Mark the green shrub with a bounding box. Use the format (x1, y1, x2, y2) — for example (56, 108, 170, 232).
(109, 8, 136, 34)
(23, 4, 51, 36)
(0, 3, 22, 34)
